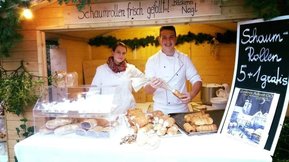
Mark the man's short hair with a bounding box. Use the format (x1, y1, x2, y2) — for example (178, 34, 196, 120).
(159, 26, 176, 36)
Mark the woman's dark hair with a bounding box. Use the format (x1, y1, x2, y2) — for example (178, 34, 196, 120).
(159, 26, 176, 36)
(112, 42, 127, 52)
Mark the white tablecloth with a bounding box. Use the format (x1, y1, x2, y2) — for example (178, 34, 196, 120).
(14, 133, 271, 162)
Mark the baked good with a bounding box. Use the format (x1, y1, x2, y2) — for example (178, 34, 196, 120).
(196, 124, 217, 132)
(127, 108, 144, 117)
(151, 110, 164, 117)
(139, 123, 154, 133)
(191, 116, 214, 125)
(167, 124, 178, 135)
(157, 115, 170, 125)
(39, 126, 54, 135)
(45, 118, 73, 129)
(156, 127, 167, 136)
(183, 123, 196, 132)
(163, 117, 176, 127)
(172, 90, 186, 99)
(80, 119, 98, 130)
(90, 126, 104, 132)
(54, 124, 79, 135)
(95, 118, 110, 127)
(101, 126, 112, 132)
(184, 113, 210, 124)
(75, 128, 87, 136)
(132, 115, 149, 128)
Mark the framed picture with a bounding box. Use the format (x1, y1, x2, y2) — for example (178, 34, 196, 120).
(222, 87, 280, 148)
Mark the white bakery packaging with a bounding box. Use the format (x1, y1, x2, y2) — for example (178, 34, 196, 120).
(33, 85, 124, 138)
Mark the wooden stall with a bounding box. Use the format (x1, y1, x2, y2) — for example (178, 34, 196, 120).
(0, 0, 259, 161)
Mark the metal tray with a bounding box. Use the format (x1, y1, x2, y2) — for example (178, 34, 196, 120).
(169, 109, 224, 136)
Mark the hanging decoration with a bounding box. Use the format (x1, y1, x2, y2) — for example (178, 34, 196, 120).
(88, 30, 236, 49)
(210, 37, 220, 57)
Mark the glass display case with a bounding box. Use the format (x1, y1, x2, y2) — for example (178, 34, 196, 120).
(33, 86, 123, 138)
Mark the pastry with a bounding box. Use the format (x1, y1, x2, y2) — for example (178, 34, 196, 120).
(158, 115, 170, 124)
(196, 124, 217, 132)
(183, 123, 196, 132)
(151, 110, 164, 117)
(132, 115, 149, 128)
(45, 118, 73, 129)
(172, 90, 186, 99)
(167, 124, 178, 135)
(90, 126, 104, 132)
(163, 117, 176, 127)
(75, 128, 87, 136)
(95, 118, 110, 127)
(139, 123, 154, 133)
(127, 108, 144, 117)
(54, 123, 79, 135)
(101, 126, 113, 132)
(191, 116, 214, 125)
(80, 118, 98, 130)
(156, 126, 167, 136)
(39, 126, 54, 135)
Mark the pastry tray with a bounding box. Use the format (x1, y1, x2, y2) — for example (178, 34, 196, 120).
(169, 109, 224, 136)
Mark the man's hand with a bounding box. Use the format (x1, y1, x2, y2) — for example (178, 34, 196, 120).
(179, 92, 192, 103)
(149, 77, 164, 89)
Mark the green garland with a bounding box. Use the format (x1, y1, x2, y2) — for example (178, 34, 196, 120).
(0, 0, 25, 58)
(88, 30, 236, 49)
(0, 61, 44, 116)
(244, 0, 289, 20)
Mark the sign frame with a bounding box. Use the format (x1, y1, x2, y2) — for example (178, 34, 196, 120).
(219, 15, 289, 155)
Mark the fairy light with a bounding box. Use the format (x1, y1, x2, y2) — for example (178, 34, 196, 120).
(23, 8, 33, 19)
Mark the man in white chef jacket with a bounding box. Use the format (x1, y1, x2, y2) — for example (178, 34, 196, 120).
(144, 26, 202, 114)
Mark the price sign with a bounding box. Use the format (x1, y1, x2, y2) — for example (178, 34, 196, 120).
(221, 16, 289, 155)
(236, 19, 289, 91)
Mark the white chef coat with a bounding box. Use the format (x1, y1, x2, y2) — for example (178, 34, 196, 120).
(91, 63, 144, 114)
(145, 50, 201, 114)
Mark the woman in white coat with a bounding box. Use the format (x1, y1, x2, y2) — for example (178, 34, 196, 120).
(91, 42, 144, 114)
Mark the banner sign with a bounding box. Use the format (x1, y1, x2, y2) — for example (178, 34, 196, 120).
(64, 0, 221, 24)
(220, 16, 289, 155)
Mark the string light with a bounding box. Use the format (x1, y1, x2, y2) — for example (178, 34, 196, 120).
(23, 8, 33, 19)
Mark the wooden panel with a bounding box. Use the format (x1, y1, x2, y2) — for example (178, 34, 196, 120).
(35, 7, 63, 19)
(18, 30, 37, 41)
(3, 51, 38, 62)
(11, 40, 38, 52)
(6, 110, 33, 161)
(82, 60, 106, 85)
(133, 89, 147, 103)
(0, 61, 39, 73)
(20, 20, 37, 30)
(127, 59, 146, 72)
(36, 18, 65, 28)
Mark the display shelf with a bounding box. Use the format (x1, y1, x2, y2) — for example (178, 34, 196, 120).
(33, 86, 121, 138)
